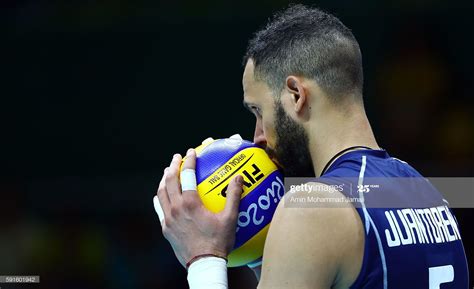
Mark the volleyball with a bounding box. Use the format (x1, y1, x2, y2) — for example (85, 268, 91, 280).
(185, 135, 284, 267)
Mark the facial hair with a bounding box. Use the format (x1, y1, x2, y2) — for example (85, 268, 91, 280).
(265, 101, 315, 177)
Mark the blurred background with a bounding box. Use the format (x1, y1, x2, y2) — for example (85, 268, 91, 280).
(1, 0, 473, 288)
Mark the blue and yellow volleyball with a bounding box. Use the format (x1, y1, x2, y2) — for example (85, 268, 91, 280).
(187, 136, 284, 267)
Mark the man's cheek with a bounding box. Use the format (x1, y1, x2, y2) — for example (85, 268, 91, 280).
(264, 146, 280, 166)
(263, 123, 276, 144)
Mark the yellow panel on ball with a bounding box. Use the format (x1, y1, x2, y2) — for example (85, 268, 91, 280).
(197, 147, 279, 213)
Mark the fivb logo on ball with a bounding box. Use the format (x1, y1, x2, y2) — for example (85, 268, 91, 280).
(192, 135, 284, 267)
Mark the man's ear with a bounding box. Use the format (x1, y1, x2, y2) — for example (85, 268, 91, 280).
(285, 76, 307, 114)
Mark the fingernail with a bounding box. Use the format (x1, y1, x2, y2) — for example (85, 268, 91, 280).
(236, 175, 243, 184)
(174, 153, 181, 158)
(164, 167, 169, 173)
(187, 148, 194, 156)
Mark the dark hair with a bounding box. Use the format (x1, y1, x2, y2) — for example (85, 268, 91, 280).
(244, 4, 363, 101)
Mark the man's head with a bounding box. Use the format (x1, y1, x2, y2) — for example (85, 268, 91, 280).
(242, 4, 364, 177)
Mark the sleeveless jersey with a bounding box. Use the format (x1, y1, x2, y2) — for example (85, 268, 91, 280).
(322, 149, 469, 289)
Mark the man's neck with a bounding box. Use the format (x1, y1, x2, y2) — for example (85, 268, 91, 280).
(309, 108, 380, 177)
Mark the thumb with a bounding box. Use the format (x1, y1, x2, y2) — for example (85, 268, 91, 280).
(223, 175, 244, 219)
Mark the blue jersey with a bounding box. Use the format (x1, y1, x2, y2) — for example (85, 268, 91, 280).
(322, 149, 469, 289)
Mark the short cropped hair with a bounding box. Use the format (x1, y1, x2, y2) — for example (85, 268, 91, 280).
(244, 4, 363, 101)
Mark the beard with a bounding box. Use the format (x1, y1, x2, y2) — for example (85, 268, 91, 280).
(265, 101, 315, 177)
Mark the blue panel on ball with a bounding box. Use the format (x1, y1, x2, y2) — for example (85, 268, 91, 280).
(234, 170, 284, 249)
(196, 139, 256, 184)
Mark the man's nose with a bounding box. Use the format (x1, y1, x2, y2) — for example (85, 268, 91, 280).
(253, 121, 267, 148)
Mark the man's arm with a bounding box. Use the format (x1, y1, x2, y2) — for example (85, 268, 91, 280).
(154, 154, 363, 289)
(257, 185, 365, 289)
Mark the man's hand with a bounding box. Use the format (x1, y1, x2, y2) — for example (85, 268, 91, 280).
(156, 149, 244, 268)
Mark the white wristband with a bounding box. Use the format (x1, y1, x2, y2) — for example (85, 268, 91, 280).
(187, 257, 228, 289)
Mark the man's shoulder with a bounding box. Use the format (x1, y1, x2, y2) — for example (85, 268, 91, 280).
(260, 183, 364, 288)
(274, 182, 363, 244)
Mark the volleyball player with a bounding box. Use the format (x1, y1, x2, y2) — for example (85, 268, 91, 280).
(155, 5, 468, 288)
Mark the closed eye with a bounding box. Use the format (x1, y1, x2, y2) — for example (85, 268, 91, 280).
(253, 106, 262, 117)
(248, 105, 262, 118)
(243, 101, 262, 118)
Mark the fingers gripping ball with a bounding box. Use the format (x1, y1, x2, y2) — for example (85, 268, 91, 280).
(181, 135, 284, 267)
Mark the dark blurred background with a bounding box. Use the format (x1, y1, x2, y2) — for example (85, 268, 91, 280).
(1, 0, 473, 288)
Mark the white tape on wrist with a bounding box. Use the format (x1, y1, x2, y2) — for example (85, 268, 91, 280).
(180, 169, 197, 191)
(187, 257, 228, 289)
(153, 196, 165, 225)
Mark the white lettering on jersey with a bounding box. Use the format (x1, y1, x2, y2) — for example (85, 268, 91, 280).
(384, 205, 460, 247)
